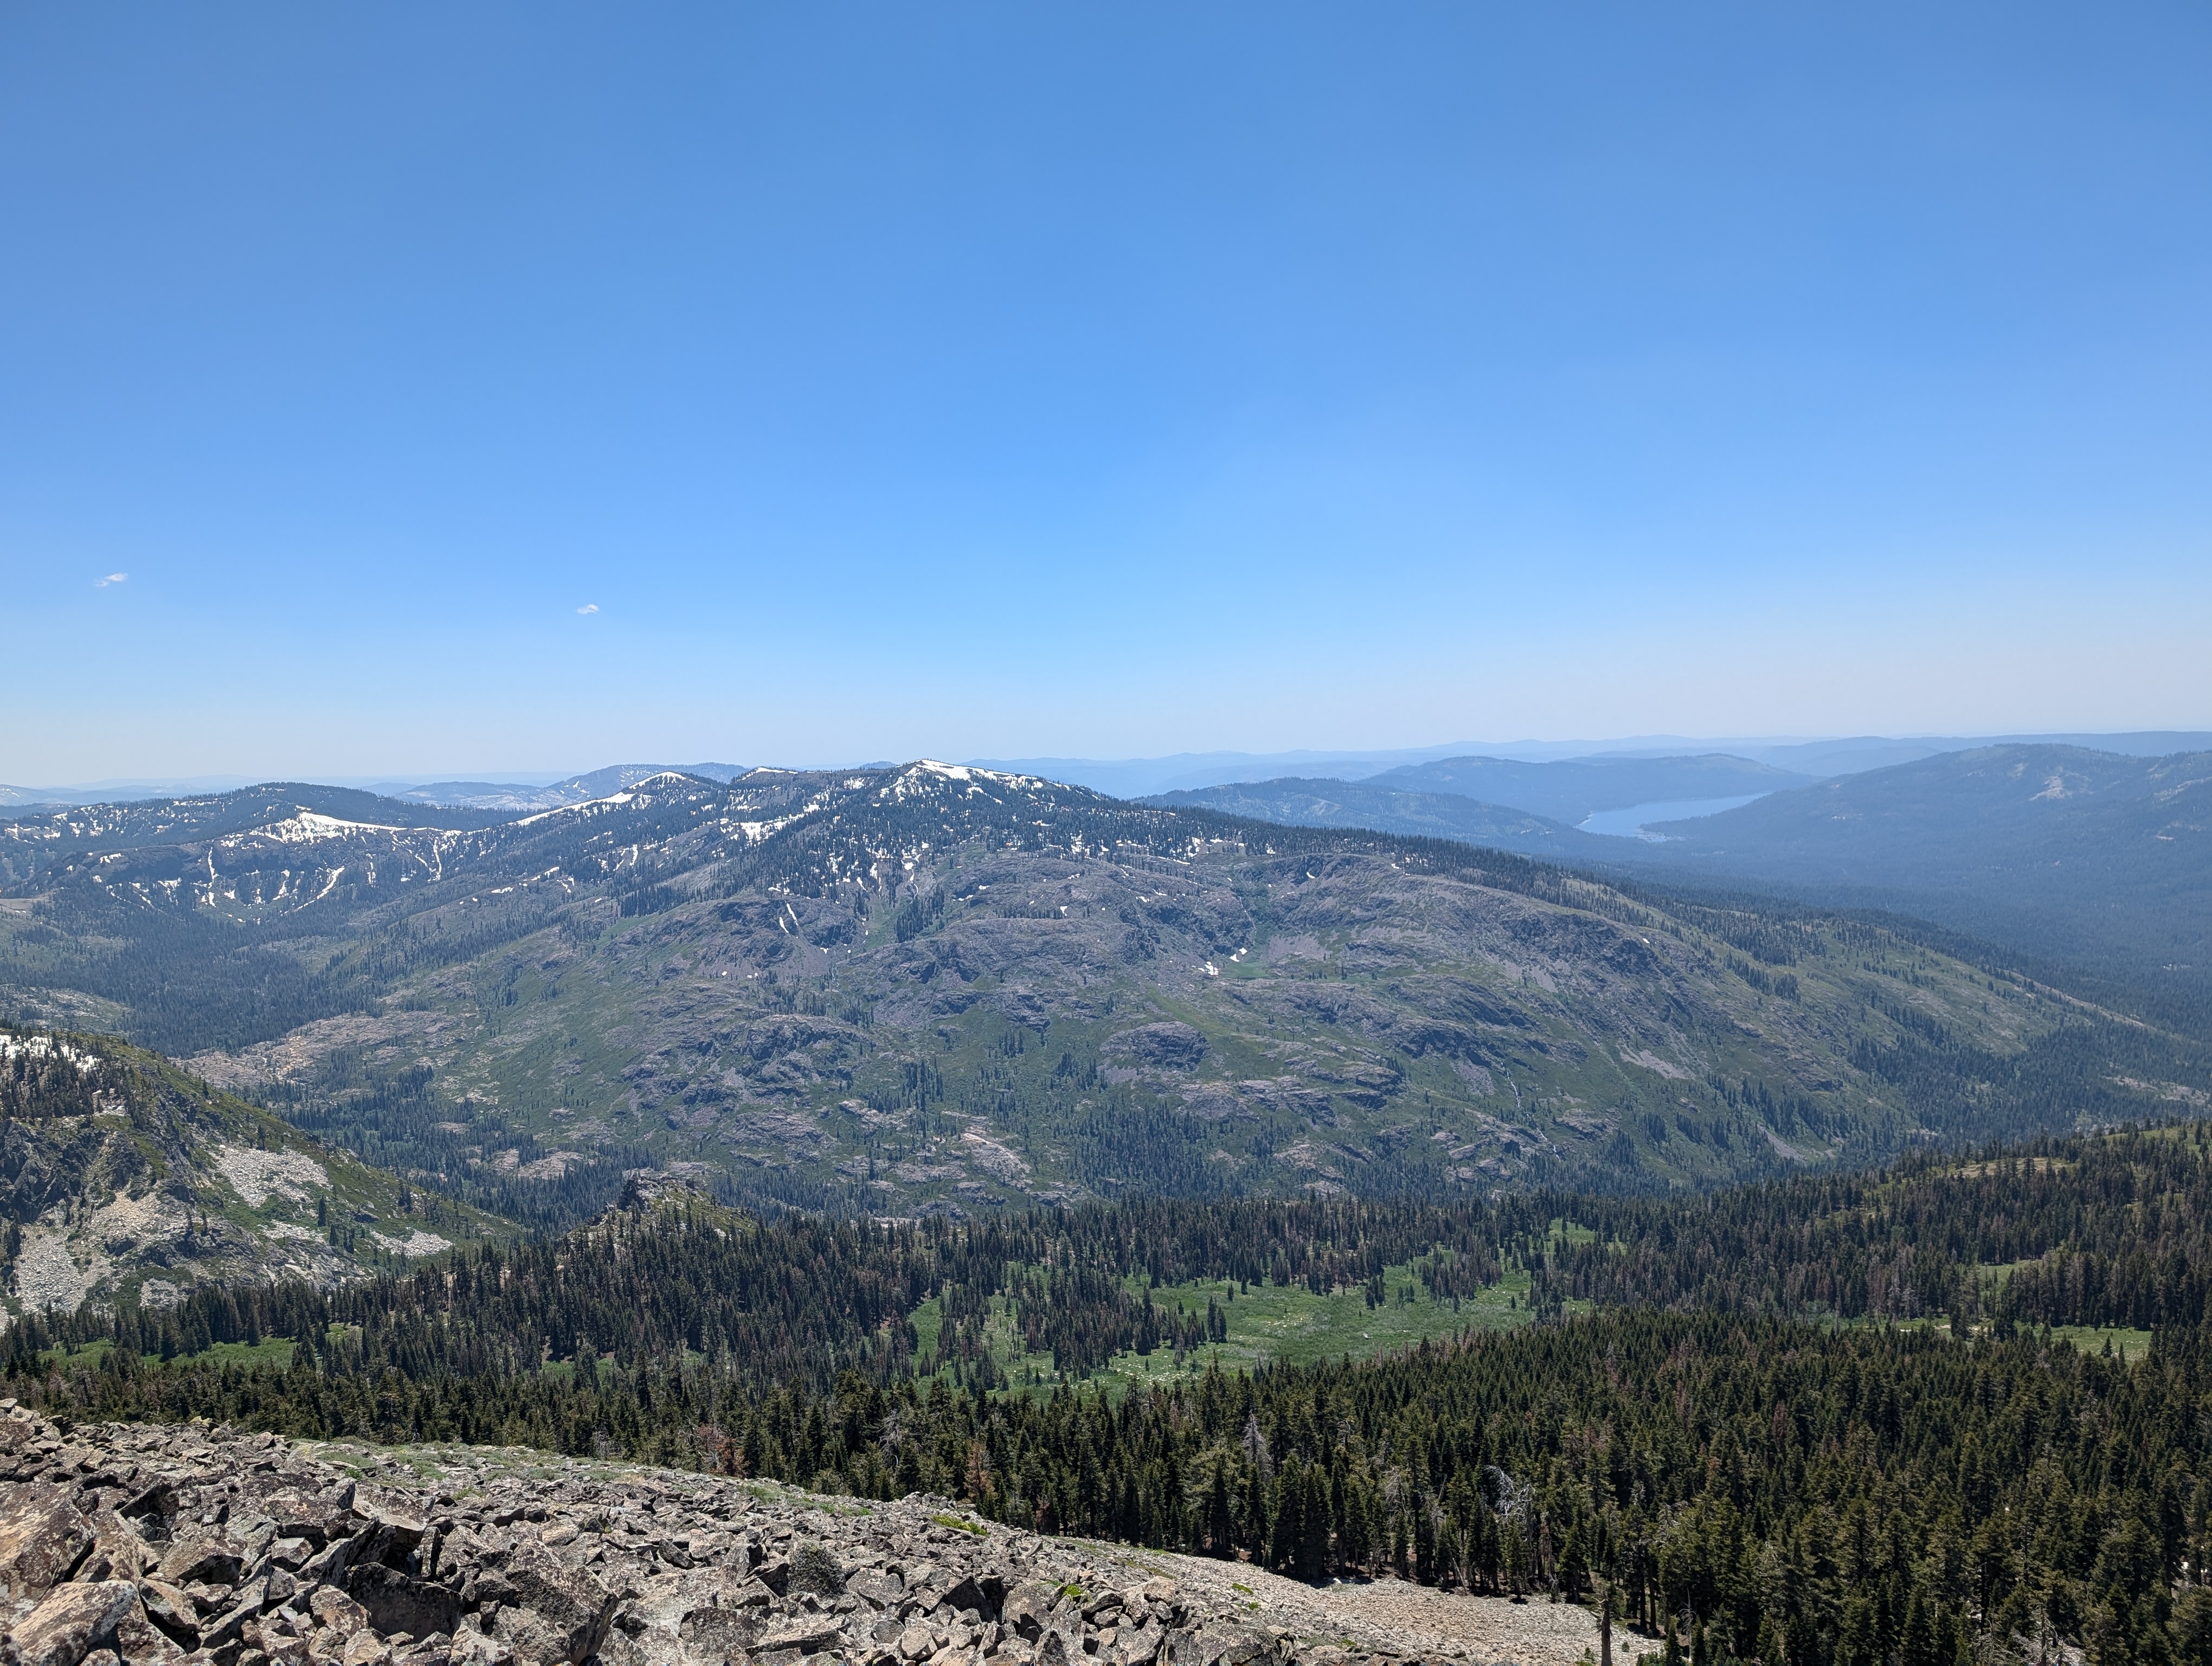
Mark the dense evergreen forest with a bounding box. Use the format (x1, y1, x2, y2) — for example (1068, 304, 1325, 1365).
(11, 1125, 2212, 1665)
(17, 1126, 2209, 1390)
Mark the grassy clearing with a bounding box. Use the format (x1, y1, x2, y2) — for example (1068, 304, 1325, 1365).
(41, 1336, 297, 1373)
(911, 1250, 1549, 1400)
(1827, 1314, 2156, 1366)
(910, 1292, 945, 1364)
(1122, 1252, 1535, 1380)
(2044, 1324, 2154, 1364)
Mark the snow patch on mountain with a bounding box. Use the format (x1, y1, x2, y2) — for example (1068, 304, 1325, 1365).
(241, 811, 417, 843)
(514, 791, 636, 826)
(0, 1034, 99, 1075)
(879, 761, 1047, 803)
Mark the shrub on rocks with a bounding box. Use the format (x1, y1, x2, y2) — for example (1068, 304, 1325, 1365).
(789, 1540, 846, 1598)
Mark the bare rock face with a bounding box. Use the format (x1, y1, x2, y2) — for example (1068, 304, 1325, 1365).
(0, 1405, 1433, 1666)
(1103, 1025, 1208, 1073)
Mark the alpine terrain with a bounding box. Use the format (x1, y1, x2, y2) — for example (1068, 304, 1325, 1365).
(2, 764, 2197, 1225)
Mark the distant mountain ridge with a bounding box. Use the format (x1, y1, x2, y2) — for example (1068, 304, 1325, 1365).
(1625, 744, 2212, 1002)
(975, 731, 2212, 797)
(1141, 753, 1821, 845)
(372, 762, 751, 810)
(0, 763, 752, 811)
(1152, 744, 2212, 1013)
(2, 761, 2197, 1229)
(10, 733, 2204, 807)
(1142, 776, 1616, 856)
(0, 781, 517, 850)
(1365, 753, 1816, 824)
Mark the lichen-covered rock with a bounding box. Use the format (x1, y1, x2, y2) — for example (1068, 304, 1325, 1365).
(1000, 1580, 1062, 1642)
(133, 1579, 197, 1650)
(194, 1575, 268, 1654)
(0, 1486, 91, 1604)
(102, 1598, 183, 1666)
(151, 1538, 240, 1589)
(1, 1579, 139, 1666)
(68, 1515, 149, 1590)
(1170, 1622, 1279, 1666)
(484, 1540, 615, 1665)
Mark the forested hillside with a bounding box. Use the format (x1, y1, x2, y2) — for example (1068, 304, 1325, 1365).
(17, 1122, 2209, 1393)
(4, 764, 2200, 1225)
(1628, 745, 2212, 1022)
(0, 1024, 513, 1325)
(11, 1124, 2212, 1666)
(1361, 753, 1816, 823)
(1142, 777, 1611, 857)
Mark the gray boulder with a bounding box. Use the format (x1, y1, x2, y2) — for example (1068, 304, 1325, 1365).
(1000, 1580, 1063, 1641)
(342, 1564, 462, 1641)
(486, 1540, 615, 1665)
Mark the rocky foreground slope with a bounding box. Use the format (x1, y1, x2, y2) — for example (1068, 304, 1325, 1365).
(0, 1407, 1604, 1666)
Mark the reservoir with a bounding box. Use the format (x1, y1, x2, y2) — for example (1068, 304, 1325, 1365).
(1579, 792, 1768, 840)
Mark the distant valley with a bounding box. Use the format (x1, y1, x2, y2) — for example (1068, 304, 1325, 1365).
(1141, 752, 1822, 856)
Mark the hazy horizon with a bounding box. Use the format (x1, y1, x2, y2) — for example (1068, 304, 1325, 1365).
(9, 725, 2212, 805)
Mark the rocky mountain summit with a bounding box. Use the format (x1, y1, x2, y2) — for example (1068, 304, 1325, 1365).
(0, 1406, 1598, 1666)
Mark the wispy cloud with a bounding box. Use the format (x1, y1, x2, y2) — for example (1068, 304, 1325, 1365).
(94, 573, 127, 587)
(576, 603, 599, 615)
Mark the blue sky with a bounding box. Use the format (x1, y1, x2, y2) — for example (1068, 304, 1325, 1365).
(3, 3, 2209, 781)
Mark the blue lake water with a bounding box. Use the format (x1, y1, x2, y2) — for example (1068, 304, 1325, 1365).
(1578, 793, 1769, 841)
